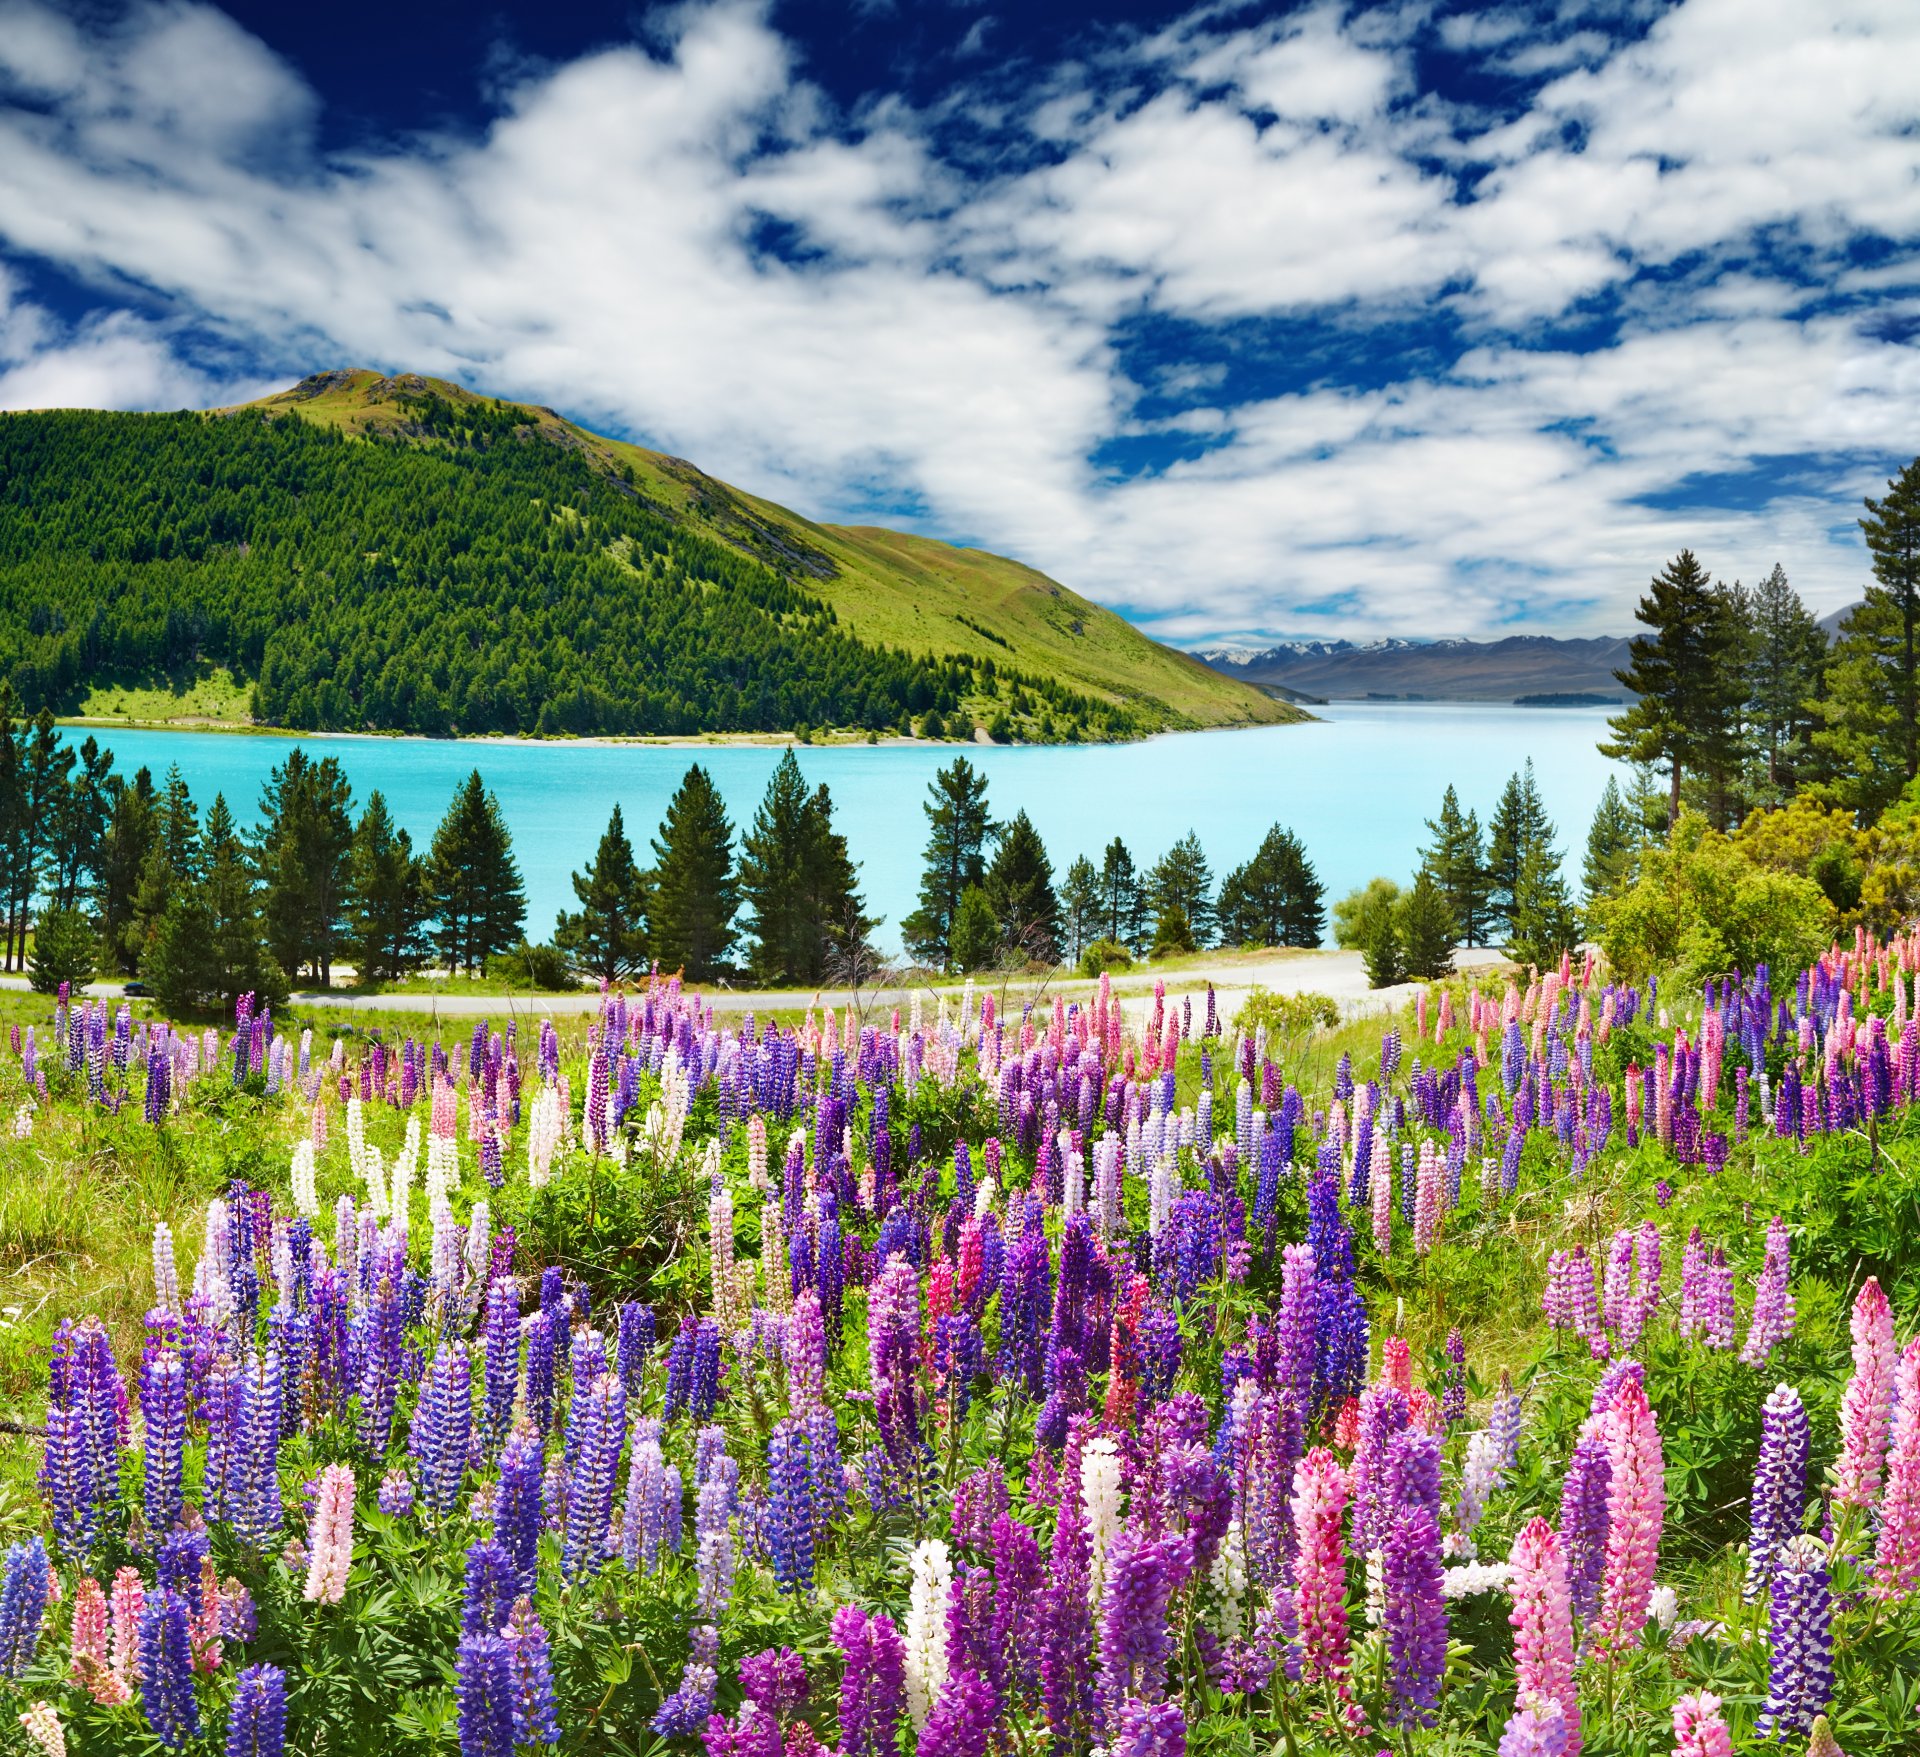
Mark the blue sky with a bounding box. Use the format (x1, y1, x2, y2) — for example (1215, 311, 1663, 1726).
(0, 0, 1916, 647)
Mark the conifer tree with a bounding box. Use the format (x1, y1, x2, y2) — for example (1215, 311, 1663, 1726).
(901, 758, 996, 970)
(129, 766, 201, 978)
(96, 767, 157, 975)
(256, 748, 356, 985)
(346, 791, 431, 984)
(949, 885, 1001, 972)
(429, 770, 526, 975)
(983, 809, 1060, 963)
(1419, 786, 1490, 945)
(1745, 563, 1825, 802)
(1397, 869, 1456, 980)
(1581, 776, 1641, 905)
(737, 751, 873, 985)
(1216, 824, 1325, 948)
(1602, 550, 1748, 828)
(1099, 839, 1147, 952)
(556, 805, 650, 981)
(1060, 855, 1101, 965)
(648, 765, 739, 982)
(1147, 831, 1215, 949)
(148, 795, 282, 1013)
(1485, 762, 1555, 932)
(1507, 841, 1580, 970)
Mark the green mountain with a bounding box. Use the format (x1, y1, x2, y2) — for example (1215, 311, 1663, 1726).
(0, 369, 1297, 742)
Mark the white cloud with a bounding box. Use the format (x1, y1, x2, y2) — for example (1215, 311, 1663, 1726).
(0, 0, 1912, 644)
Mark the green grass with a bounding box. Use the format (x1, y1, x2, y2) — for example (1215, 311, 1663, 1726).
(65, 664, 254, 727)
(226, 370, 1301, 737)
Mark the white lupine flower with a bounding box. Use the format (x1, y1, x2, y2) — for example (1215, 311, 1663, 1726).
(904, 1538, 953, 1730)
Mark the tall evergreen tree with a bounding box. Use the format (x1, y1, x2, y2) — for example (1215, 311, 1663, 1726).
(1098, 839, 1147, 952)
(48, 738, 115, 912)
(1813, 459, 1920, 816)
(346, 791, 431, 984)
(1745, 563, 1825, 803)
(4, 709, 69, 972)
(429, 770, 527, 975)
(1060, 855, 1101, 965)
(96, 767, 157, 975)
(256, 748, 356, 984)
(649, 765, 739, 982)
(129, 766, 201, 978)
(901, 758, 996, 971)
(1398, 870, 1456, 980)
(1582, 776, 1641, 906)
(1216, 824, 1325, 948)
(1485, 762, 1555, 933)
(1507, 841, 1580, 970)
(1418, 786, 1490, 945)
(148, 795, 282, 1014)
(556, 805, 651, 981)
(1146, 831, 1215, 949)
(737, 751, 873, 985)
(982, 809, 1060, 963)
(948, 885, 1001, 973)
(1602, 549, 1748, 828)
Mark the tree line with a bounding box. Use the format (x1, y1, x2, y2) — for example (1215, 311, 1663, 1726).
(0, 405, 1140, 743)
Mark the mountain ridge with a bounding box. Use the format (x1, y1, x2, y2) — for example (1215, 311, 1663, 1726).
(1199, 632, 1634, 704)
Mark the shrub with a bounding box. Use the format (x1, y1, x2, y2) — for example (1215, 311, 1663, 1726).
(27, 905, 96, 996)
(488, 939, 577, 990)
(1235, 986, 1339, 1037)
(1078, 937, 1132, 978)
(1333, 876, 1400, 949)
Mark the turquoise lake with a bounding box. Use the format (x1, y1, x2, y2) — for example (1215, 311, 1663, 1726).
(75, 703, 1623, 954)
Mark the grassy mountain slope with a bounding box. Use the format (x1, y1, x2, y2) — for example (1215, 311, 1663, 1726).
(212, 369, 1297, 735)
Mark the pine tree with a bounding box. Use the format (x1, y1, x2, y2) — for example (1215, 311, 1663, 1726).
(1146, 832, 1215, 949)
(556, 805, 650, 981)
(256, 748, 356, 985)
(1601, 550, 1748, 829)
(1152, 897, 1198, 959)
(1419, 786, 1490, 946)
(737, 751, 874, 985)
(429, 770, 526, 975)
(1813, 459, 1920, 816)
(346, 791, 431, 984)
(983, 809, 1060, 963)
(1507, 841, 1579, 970)
(1361, 905, 1406, 988)
(1745, 563, 1825, 803)
(48, 738, 115, 913)
(96, 767, 157, 975)
(1484, 762, 1555, 933)
(150, 796, 282, 1013)
(1216, 824, 1325, 948)
(129, 767, 201, 979)
(1099, 839, 1147, 951)
(1397, 869, 1456, 980)
(949, 885, 1001, 972)
(1060, 855, 1101, 964)
(648, 764, 739, 981)
(1581, 776, 1641, 905)
(28, 905, 96, 996)
(901, 758, 996, 970)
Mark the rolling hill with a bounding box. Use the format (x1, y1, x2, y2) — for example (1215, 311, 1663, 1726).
(0, 369, 1296, 743)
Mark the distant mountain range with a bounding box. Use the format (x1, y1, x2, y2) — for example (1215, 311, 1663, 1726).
(1197, 634, 1634, 705)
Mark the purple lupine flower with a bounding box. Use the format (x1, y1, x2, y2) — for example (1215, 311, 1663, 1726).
(141, 1346, 187, 1537)
(139, 1585, 201, 1749)
(463, 1538, 518, 1637)
(1442, 1327, 1466, 1430)
(457, 1632, 516, 1757)
(480, 1281, 520, 1454)
(410, 1343, 474, 1519)
(226, 1662, 288, 1757)
(1742, 1216, 1795, 1367)
(354, 1278, 405, 1458)
(738, 1645, 809, 1719)
(1382, 1498, 1447, 1728)
(1759, 1535, 1833, 1739)
(494, 1427, 544, 1597)
(833, 1603, 907, 1757)
(0, 1538, 47, 1679)
(1746, 1383, 1808, 1602)
(523, 1310, 557, 1438)
(916, 1666, 996, 1757)
(232, 1348, 284, 1548)
(1113, 1697, 1186, 1757)
(652, 1631, 719, 1738)
(1349, 1386, 1410, 1559)
(1496, 1698, 1568, 1757)
(378, 1468, 416, 1518)
(1558, 1421, 1610, 1625)
(561, 1373, 626, 1581)
(615, 1302, 654, 1396)
(767, 1421, 816, 1596)
(503, 1596, 561, 1746)
(1096, 1529, 1192, 1726)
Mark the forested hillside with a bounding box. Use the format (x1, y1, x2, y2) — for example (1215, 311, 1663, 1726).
(0, 372, 1292, 741)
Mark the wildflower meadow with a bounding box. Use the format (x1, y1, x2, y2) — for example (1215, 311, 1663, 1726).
(4, 946, 1920, 1756)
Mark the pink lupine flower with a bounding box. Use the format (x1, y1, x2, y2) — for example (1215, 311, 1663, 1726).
(1413, 1141, 1441, 1255)
(1872, 1337, 1920, 1596)
(1371, 1138, 1393, 1255)
(1834, 1277, 1897, 1511)
(1594, 1378, 1664, 1653)
(1382, 1336, 1413, 1396)
(1291, 1447, 1352, 1686)
(1670, 1691, 1733, 1757)
(303, 1463, 357, 1604)
(67, 1577, 127, 1705)
(107, 1568, 142, 1685)
(1507, 1518, 1579, 1757)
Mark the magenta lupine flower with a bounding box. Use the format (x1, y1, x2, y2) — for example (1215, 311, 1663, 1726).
(1671, 1691, 1734, 1757)
(1871, 1336, 1920, 1595)
(1759, 1535, 1833, 1740)
(1507, 1518, 1578, 1757)
(1741, 1217, 1795, 1368)
(1745, 1384, 1808, 1602)
(1593, 1378, 1663, 1654)
(1291, 1447, 1350, 1685)
(916, 1666, 996, 1757)
(830, 1603, 906, 1757)
(1834, 1277, 1897, 1510)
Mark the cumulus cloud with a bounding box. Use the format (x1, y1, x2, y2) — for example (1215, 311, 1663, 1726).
(0, 0, 1913, 642)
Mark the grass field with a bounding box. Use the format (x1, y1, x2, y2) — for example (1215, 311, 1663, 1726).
(65, 664, 255, 728)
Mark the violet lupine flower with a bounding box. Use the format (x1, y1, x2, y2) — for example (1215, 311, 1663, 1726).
(139, 1587, 201, 1750)
(231, 1349, 284, 1548)
(355, 1279, 405, 1458)
(522, 1310, 557, 1438)
(0, 1539, 47, 1680)
(225, 1663, 288, 1757)
(1097, 1529, 1191, 1724)
(1746, 1383, 1808, 1602)
(456, 1632, 516, 1757)
(1741, 1217, 1796, 1367)
(1349, 1386, 1410, 1559)
(1559, 1422, 1610, 1628)
(1291, 1446, 1350, 1685)
(1835, 1276, 1897, 1511)
(494, 1427, 544, 1598)
(463, 1539, 518, 1638)
(767, 1422, 816, 1597)
(1671, 1691, 1734, 1757)
(502, 1597, 561, 1747)
(410, 1344, 474, 1519)
(1382, 1498, 1446, 1728)
(141, 1347, 187, 1537)
(917, 1666, 996, 1757)
(479, 1282, 520, 1454)
(1759, 1536, 1834, 1740)
(378, 1469, 416, 1518)
(832, 1603, 907, 1757)
(1593, 1378, 1664, 1654)
(1111, 1697, 1186, 1757)
(653, 1629, 720, 1739)
(1507, 1519, 1578, 1757)
(561, 1373, 626, 1582)
(738, 1645, 808, 1720)
(1497, 1698, 1569, 1757)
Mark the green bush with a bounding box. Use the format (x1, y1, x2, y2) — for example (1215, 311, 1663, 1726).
(27, 905, 97, 995)
(1333, 876, 1400, 949)
(487, 939, 578, 990)
(1078, 937, 1133, 978)
(1235, 986, 1339, 1036)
